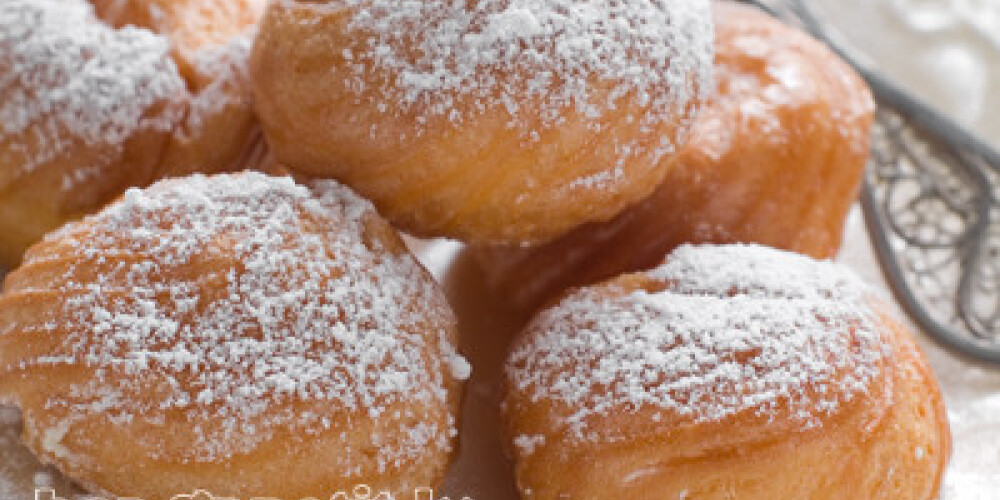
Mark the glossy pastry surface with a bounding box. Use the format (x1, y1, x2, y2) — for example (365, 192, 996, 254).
(251, 0, 715, 244)
(0, 173, 469, 500)
(504, 244, 950, 500)
(477, 2, 874, 309)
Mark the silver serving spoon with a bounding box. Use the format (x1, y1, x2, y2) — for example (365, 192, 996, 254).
(742, 0, 1000, 365)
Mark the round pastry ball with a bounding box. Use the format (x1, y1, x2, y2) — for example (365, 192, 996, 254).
(505, 245, 950, 500)
(251, 0, 715, 245)
(0, 172, 470, 500)
(0, 0, 187, 268)
(90, 0, 269, 178)
(476, 1, 875, 310)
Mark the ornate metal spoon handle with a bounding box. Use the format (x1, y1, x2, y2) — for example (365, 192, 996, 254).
(741, 0, 1000, 365)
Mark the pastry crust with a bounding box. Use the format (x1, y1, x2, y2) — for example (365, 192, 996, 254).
(0, 0, 267, 269)
(90, 0, 266, 85)
(0, 0, 187, 269)
(91, 0, 268, 179)
(476, 2, 874, 309)
(0, 173, 469, 500)
(504, 245, 950, 500)
(250, 0, 715, 244)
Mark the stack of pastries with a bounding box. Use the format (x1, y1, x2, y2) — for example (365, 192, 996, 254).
(0, 1, 951, 500)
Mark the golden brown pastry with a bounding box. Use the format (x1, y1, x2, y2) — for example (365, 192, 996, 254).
(251, 0, 715, 245)
(0, 0, 187, 268)
(0, 0, 268, 269)
(0, 172, 470, 500)
(477, 2, 874, 309)
(90, 0, 268, 178)
(90, 0, 265, 84)
(504, 244, 950, 500)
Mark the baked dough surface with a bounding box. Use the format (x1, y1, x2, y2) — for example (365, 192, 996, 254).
(505, 245, 950, 500)
(476, 2, 874, 309)
(251, 0, 716, 244)
(0, 173, 468, 500)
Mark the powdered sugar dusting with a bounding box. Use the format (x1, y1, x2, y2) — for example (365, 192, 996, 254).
(184, 31, 257, 132)
(330, 0, 713, 134)
(0, 0, 185, 175)
(193, 30, 256, 86)
(508, 244, 890, 440)
(3, 172, 466, 465)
